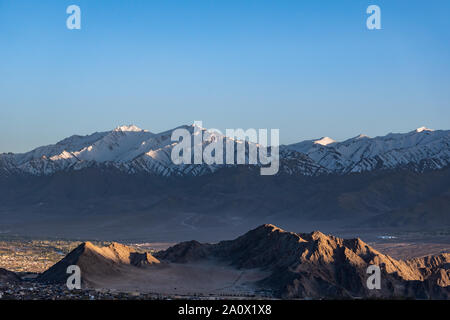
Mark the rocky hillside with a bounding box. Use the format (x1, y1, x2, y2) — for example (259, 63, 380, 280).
(37, 242, 159, 286)
(156, 224, 450, 299)
(29, 225, 450, 299)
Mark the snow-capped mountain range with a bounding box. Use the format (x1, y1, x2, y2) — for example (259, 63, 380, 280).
(1, 125, 449, 177)
(288, 126, 450, 173)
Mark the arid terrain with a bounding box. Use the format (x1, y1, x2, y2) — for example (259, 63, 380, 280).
(1, 224, 448, 300)
(84, 261, 269, 297)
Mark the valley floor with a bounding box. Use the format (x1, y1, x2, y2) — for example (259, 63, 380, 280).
(85, 260, 270, 297)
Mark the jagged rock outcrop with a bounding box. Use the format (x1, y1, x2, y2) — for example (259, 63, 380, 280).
(37, 225, 449, 298)
(156, 224, 450, 299)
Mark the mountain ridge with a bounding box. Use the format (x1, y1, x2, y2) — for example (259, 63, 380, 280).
(1, 125, 449, 177)
(33, 224, 450, 299)
(1, 157, 450, 239)
(155, 224, 450, 298)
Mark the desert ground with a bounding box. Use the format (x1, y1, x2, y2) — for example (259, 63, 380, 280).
(86, 259, 270, 297)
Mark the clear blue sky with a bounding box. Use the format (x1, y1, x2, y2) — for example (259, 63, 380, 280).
(1, 0, 449, 153)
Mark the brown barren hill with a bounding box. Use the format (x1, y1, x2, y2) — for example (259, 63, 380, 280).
(37, 242, 159, 287)
(156, 224, 450, 299)
(37, 225, 449, 299)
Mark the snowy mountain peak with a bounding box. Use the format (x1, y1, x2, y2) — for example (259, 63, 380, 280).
(416, 126, 434, 133)
(1, 125, 449, 177)
(314, 137, 335, 146)
(114, 125, 145, 132)
(354, 134, 369, 140)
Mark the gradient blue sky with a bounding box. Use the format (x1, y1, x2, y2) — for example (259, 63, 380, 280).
(1, 0, 449, 153)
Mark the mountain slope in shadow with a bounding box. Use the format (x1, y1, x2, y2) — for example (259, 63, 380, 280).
(2, 166, 450, 243)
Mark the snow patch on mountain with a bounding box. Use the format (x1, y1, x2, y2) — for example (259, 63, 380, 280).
(416, 126, 433, 133)
(314, 137, 335, 146)
(287, 127, 450, 173)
